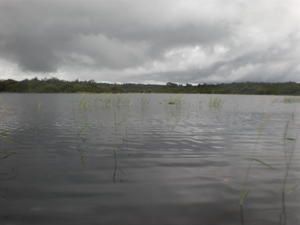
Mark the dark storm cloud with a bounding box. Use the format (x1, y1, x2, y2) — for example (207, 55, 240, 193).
(0, 0, 300, 82)
(2, 35, 59, 72)
(0, 0, 232, 73)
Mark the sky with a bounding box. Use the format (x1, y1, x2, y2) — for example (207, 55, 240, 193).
(0, 0, 300, 83)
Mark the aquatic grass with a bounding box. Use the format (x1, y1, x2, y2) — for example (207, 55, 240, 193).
(0, 151, 16, 160)
(79, 100, 88, 110)
(279, 113, 297, 225)
(0, 167, 17, 182)
(246, 158, 275, 170)
(239, 189, 250, 206)
(283, 97, 300, 103)
(78, 122, 91, 137)
(140, 95, 150, 105)
(76, 124, 88, 168)
(239, 112, 271, 222)
(110, 96, 131, 183)
(140, 95, 150, 119)
(79, 95, 89, 110)
(112, 128, 128, 183)
(112, 149, 127, 183)
(112, 104, 129, 128)
(113, 94, 131, 108)
(103, 96, 112, 108)
(0, 129, 16, 160)
(99, 94, 131, 110)
(36, 100, 42, 112)
(164, 96, 183, 129)
(0, 130, 13, 143)
(239, 112, 299, 224)
(112, 150, 118, 183)
(256, 114, 271, 134)
(97, 95, 110, 107)
(75, 96, 93, 168)
(240, 155, 275, 211)
(0, 130, 10, 139)
(208, 96, 223, 109)
(286, 184, 299, 194)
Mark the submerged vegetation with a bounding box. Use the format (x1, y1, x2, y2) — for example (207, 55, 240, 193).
(1, 78, 300, 95)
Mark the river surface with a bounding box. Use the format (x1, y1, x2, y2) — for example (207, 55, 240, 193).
(0, 94, 300, 225)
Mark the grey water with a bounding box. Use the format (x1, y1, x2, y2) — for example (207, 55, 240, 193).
(0, 94, 300, 225)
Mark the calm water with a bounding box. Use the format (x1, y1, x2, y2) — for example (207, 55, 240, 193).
(0, 94, 300, 225)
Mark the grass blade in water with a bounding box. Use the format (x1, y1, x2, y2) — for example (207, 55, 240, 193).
(246, 158, 275, 169)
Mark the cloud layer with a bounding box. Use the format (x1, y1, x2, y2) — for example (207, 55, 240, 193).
(0, 0, 300, 83)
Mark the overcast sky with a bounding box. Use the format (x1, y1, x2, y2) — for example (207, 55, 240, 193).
(0, 0, 300, 83)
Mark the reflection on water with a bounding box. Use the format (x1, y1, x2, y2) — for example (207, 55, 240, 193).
(0, 94, 300, 225)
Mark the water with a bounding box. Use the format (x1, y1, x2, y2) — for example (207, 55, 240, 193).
(0, 93, 300, 225)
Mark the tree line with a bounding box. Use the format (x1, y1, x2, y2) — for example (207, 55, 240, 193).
(0, 78, 299, 95)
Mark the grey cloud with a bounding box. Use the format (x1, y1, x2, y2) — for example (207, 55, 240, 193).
(0, 0, 299, 82)
(131, 39, 300, 83)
